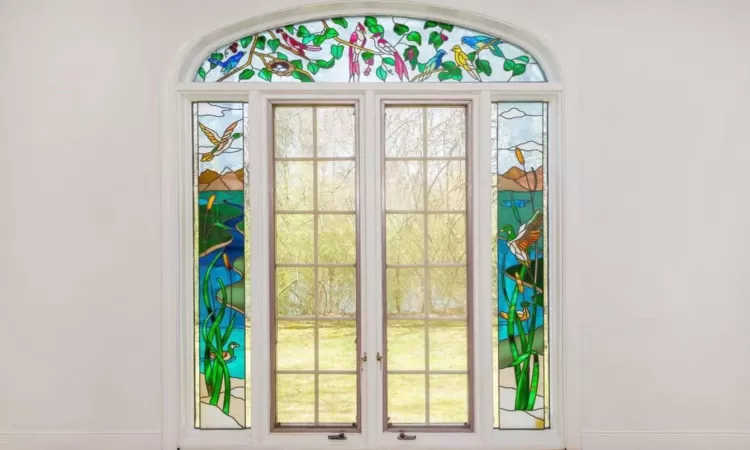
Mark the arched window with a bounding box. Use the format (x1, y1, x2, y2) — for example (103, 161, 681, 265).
(165, 7, 562, 449)
(192, 16, 545, 83)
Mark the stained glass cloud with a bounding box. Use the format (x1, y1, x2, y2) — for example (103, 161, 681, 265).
(194, 16, 546, 83)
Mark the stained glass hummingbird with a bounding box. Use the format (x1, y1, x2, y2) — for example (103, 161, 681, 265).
(499, 210, 543, 267)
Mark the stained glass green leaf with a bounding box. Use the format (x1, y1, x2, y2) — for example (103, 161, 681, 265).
(331, 44, 344, 60)
(406, 31, 422, 46)
(297, 25, 310, 37)
(324, 28, 339, 39)
(442, 61, 457, 71)
(256, 35, 267, 50)
(332, 17, 348, 28)
(394, 23, 409, 35)
(239, 69, 254, 80)
(194, 15, 546, 82)
(376, 66, 388, 81)
(313, 34, 327, 47)
(476, 59, 492, 76)
(292, 71, 313, 82)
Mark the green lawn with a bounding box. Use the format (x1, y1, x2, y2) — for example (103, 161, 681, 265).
(273, 320, 472, 426)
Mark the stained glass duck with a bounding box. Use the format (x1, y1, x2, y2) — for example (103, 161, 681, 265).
(198, 120, 242, 162)
(209, 342, 240, 363)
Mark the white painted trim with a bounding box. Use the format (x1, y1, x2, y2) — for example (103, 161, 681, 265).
(0, 432, 161, 450)
(580, 430, 750, 450)
(176, 83, 565, 93)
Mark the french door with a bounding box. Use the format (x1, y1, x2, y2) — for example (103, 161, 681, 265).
(245, 92, 479, 441)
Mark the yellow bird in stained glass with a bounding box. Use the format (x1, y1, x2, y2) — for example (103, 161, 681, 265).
(451, 45, 481, 81)
(198, 120, 242, 162)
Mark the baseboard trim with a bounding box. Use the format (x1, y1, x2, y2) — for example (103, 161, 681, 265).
(581, 429, 750, 450)
(0, 432, 161, 450)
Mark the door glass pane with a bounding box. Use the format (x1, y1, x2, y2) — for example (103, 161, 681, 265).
(272, 105, 359, 429)
(384, 105, 470, 428)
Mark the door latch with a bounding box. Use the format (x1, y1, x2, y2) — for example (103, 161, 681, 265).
(397, 431, 416, 441)
(328, 432, 347, 440)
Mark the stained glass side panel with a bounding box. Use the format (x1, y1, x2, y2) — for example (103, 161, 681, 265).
(194, 16, 545, 83)
(492, 102, 549, 429)
(194, 102, 249, 429)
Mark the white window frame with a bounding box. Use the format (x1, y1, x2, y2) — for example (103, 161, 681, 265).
(161, 4, 565, 450)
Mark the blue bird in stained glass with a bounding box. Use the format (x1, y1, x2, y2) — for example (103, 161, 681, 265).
(461, 36, 504, 58)
(208, 51, 246, 74)
(424, 49, 447, 72)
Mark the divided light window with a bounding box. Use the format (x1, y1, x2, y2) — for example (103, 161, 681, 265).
(270, 105, 360, 429)
(382, 105, 471, 429)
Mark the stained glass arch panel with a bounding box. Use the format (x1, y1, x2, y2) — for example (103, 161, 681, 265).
(194, 16, 546, 83)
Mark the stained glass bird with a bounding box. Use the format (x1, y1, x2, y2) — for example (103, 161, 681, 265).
(500, 306, 530, 322)
(451, 45, 481, 81)
(198, 120, 242, 162)
(372, 33, 409, 81)
(461, 35, 504, 57)
(499, 210, 543, 267)
(424, 49, 447, 72)
(348, 23, 366, 82)
(209, 342, 240, 363)
(276, 28, 321, 57)
(208, 51, 245, 74)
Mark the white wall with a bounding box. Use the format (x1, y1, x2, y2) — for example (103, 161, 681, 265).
(1, 0, 749, 449)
